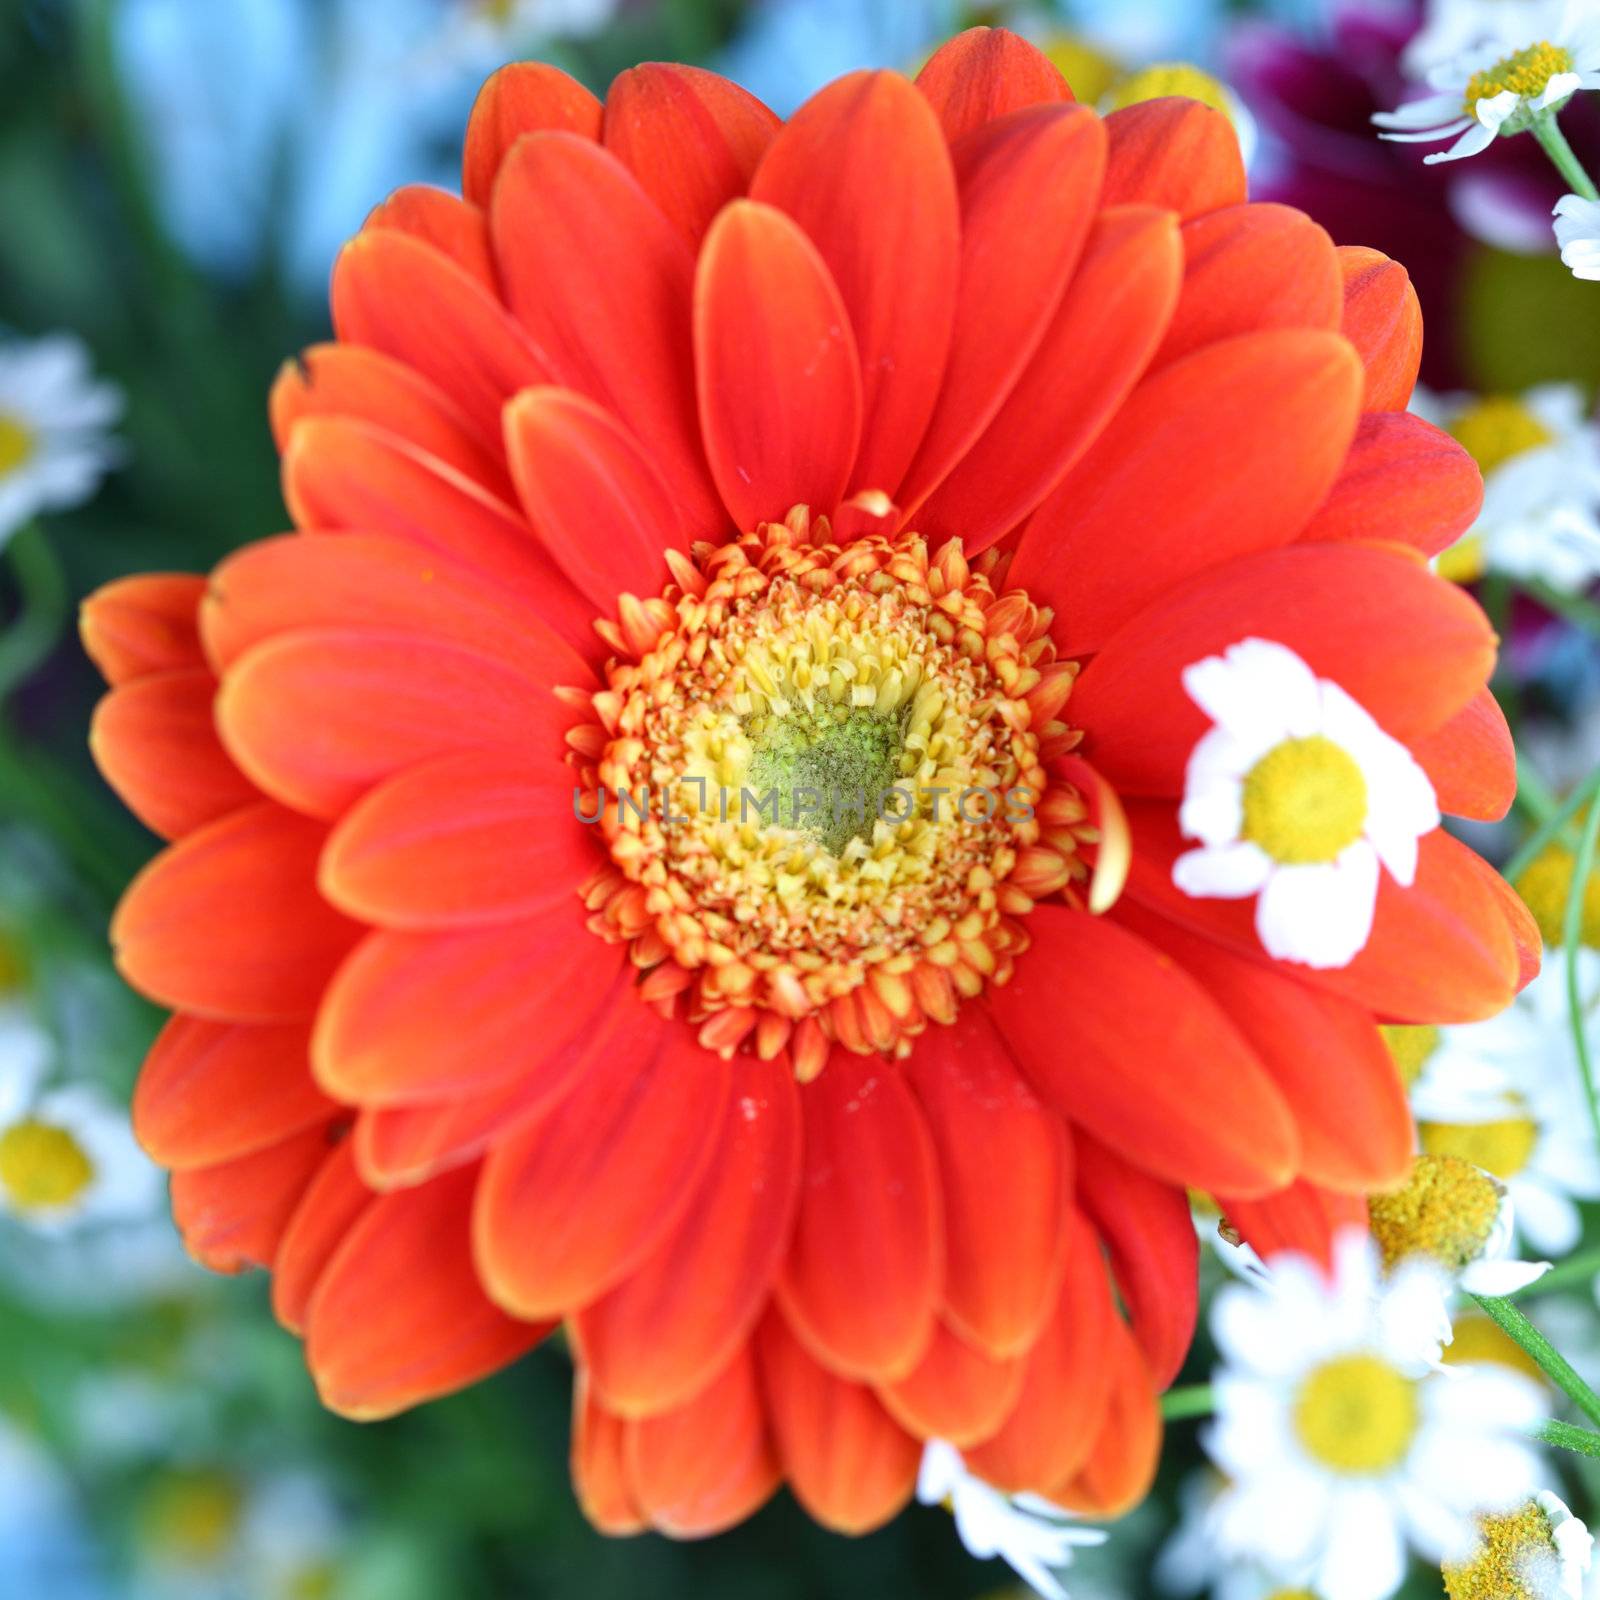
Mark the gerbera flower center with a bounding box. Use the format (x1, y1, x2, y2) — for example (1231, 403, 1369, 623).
(1444, 1501, 1565, 1600)
(0, 412, 35, 478)
(1514, 841, 1600, 948)
(1368, 1152, 1502, 1272)
(1239, 735, 1368, 865)
(1448, 396, 1556, 477)
(1463, 43, 1576, 115)
(1380, 1022, 1442, 1088)
(576, 511, 1090, 1077)
(0, 1117, 95, 1213)
(1420, 1111, 1541, 1180)
(1292, 1352, 1421, 1475)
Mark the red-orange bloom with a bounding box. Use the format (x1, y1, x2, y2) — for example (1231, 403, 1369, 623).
(84, 27, 1535, 1541)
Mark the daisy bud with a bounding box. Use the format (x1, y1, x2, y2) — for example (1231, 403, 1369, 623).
(1443, 1493, 1593, 1600)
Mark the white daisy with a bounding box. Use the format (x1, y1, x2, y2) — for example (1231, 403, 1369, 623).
(1374, 0, 1600, 163)
(1416, 384, 1600, 591)
(916, 1441, 1106, 1600)
(1206, 1230, 1546, 1600)
(1443, 1491, 1593, 1599)
(1555, 193, 1600, 281)
(1393, 954, 1600, 1259)
(0, 334, 121, 543)
(1173, 638, 1440, 970)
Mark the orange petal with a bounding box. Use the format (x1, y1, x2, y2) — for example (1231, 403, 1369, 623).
(1013, 329, 1365, 655)
(269, 343, 512, 501)
(462, 61, 602, 207)
(916, 203, 1182, 555)
(1299, 411, 1482, 556)
(492, 133, 724, 534)
(603, 63, 778, 246)
(321, 748, 604, 929)
(624, 1346, 781, 1538)
(756, 1310, 920, 1534)
(90, 668, 256, 840)
(988, 904, 1299, 1197)
(775, 1053, 941, 1383)
(876, 1320, 1025, 1448)
(1072, 1134, 1197, 1391)
(750, 70, 959, 498)
(1102, 98, 1246, 219)
(694, 199, 862, 529)
(906, 1012, 1070, 1359)
(113, 803, 361, 1022)
(272, 1140, 373, 1334)
(503, 387, 686, 608)
(1117, 902, 1412, 1195)
(306, 1164, 550, 1420)
(312, 904, 629, 1106)
(572, 1372, 647, 1535)
(1412, 688, 1516, 823)
(280, 415, 593, 649)
(1215, 1178, 1368, 1269)
(216, 628, 577, 820)
(1338, 245, 1422, 411)
(474, 1026, 729, 1320)
(330, 229, 548, 442)
(170, 1120, 343, 1273)
(362, 185, 497, 291)
(1152, 203, 1343, 372)
(1048, 1315, 1161, 1517)
(80, 574, 206, 686)
(134, 1016, 334, 1172)
(897, 104, 1106, 515)
(963, 1208, 1116, 1493)
(913, 28, 1072, 143)
(1071, 543, 1497, 794)
(575, 1057, 801, 1418)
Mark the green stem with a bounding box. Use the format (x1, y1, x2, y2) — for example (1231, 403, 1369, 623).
(1159, 1383, 1215, 1421)
(0, 525, 69, 701)
(1566, 786, 1600, 1150)
(1533, 113, 1600, 203)
(1503, 760, 1600, 884)
(1513, 757, 1560, 827)
(1471, 1294, 1600, 1429)
(1535, 1419, 1600, 1459)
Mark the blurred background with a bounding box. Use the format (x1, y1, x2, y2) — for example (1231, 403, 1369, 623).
(2, 1, 1599, 1596)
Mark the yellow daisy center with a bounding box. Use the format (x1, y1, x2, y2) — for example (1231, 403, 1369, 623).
(1435, 533, 1487, 586)
(1420, 1111, 1541, 1180)
(1448, 395, 1555, 476)
(1103, 61, 1238, 127)
(1444, 1312, 1547, 1385)
(575, 511, 1091, 1078)
(1240, 735, 1368, 865)
(0, 1118, 95, 1214)
(140, 1470, 244, 1564)
(1514, 840, 1600, 948)
(1464, 43, 1577, 115)
(1444, 1501, 1564, 1600)
(1040, 34, 1123, 106)
(1380, 1022, 1442, 1088)
(1368, 1152, 1502, 1272)
(0, 412, 35, 478)
(1266, 1592, 1321, 1600)
(1293, 1352, 1421, 1474)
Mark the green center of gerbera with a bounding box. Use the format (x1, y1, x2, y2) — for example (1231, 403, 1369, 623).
(744, 704, 911, 854)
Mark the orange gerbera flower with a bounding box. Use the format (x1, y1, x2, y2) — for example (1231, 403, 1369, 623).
(84, 27, 1535, 1541)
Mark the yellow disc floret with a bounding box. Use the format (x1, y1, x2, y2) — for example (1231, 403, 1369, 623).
(1380, 1023, 1442, 1089)
(1444, 1312, 1547, 1385)
(1420, 1112, 1541, 1180)
(1514, 840, 1600, 947)
(1241, 736, 1369, 865)
(1368, 1152, 1502, 1271)
(1103, 61, 1238, 125)
(1293, 1352, 1421, 1474)
(139, 1469, 244, 1564)
(0, 413, 34, 478)
(0, 1118, 95, 1214)
(1444, 1501, 1564, 1600)
(1464, 43, 1577, 115)
(1449, 395, 1555, 476)
(1041, 33, 1123, 106)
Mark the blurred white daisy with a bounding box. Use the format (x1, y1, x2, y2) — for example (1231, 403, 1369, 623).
(1206, 1230, 1546, 1600)
(1416, 384, 1600, 590)
(1173, 638, 1440, 970)
(0, 335, 121, 543)
(1392, 954, 1600, 1258)
(1555, 193, 1600, 280)
(916, 1441, 1106, 1600)
(1442, 1491, 1592, 1599)
(1374, 1, 1600, 163)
